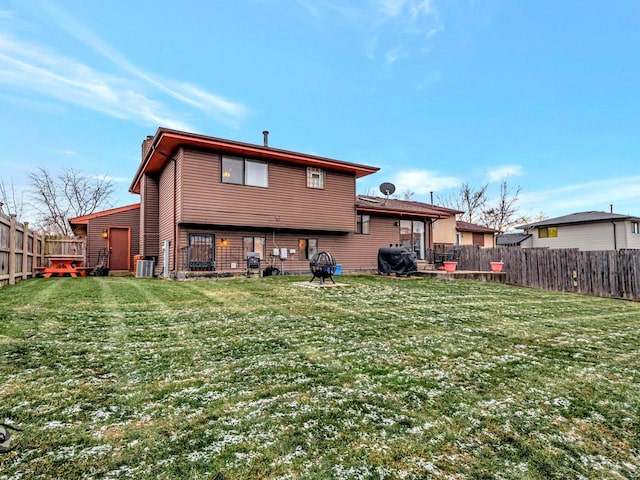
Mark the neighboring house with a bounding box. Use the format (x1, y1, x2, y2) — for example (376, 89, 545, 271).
(69, 204, 141, 273)
(108, 127, 459, 276)
(432, 215, 459, 250)
(455, 221, 500, 248)
(496, 232, 532, 247)
(518, 211, 640, 251)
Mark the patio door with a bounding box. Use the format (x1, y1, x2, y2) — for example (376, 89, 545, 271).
(399, 220, 426, 260)
(109, 227, 130, 271)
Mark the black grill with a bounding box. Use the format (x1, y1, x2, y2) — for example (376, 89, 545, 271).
(247, 252, 261, 270)
(377, 247, 417, 276)
(309, 251, 336, 284)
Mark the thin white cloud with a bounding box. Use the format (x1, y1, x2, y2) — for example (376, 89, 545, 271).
(487, 165, 525, 182)
(415, 69, 443, 89)
(385, 46, 407, 63)
(298, 1, 363, 22)
(0, 2, 249, 129)
(302, 0, 443, 63)
(374, 0, 439, 32)
(393, 169, 460, 194)
(520, 176, 640, 217)
(0, 35, 193, 131)
(56, 17, 249, 126)
(378, 0, 407, 18)
(53, 149, 76, 156)
(377, 0, 434, 21)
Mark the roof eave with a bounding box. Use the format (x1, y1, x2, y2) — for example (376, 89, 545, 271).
(68, 203, 141, 226)
(357, 205, 453, 219)
(130, 128, 380, 194)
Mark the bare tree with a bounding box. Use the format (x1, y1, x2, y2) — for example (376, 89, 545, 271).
(480, 179, 526, 231)
(437, 179, 540, 231)
(395, 189, 415, 201)
(0, 178, 26, 218)
(29, 167, 114, 235)
(530, 212, 548, 222)
(358, 186, 378, 197)
(437, 182, 488, 223)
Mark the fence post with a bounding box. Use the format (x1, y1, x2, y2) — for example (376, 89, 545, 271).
(22, 222, 29, 280)
(32, 230, 39, 269)
(8, 214, 16, 285)
(38, 231, 45, 267)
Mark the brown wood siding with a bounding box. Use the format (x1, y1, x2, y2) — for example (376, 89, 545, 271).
(328, 216, 400, 270)
(158, 156, 177, 273)
(178, 149, 356, 232)
(176, 214, 399, 273)
(176, 150, 184, 227)
(85, 207, 140, 271)
(140, 174, 159, 258)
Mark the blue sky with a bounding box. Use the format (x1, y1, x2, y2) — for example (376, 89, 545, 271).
(1, 0, 639, 223)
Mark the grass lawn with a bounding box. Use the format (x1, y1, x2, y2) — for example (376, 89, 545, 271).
(1, 275, 639, 479)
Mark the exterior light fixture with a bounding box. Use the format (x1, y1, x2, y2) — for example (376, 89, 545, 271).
(102, 229, 108, 239)
(221, 238, 229, 246)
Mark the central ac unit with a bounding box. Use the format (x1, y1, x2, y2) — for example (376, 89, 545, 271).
(136, 260, 154, 278)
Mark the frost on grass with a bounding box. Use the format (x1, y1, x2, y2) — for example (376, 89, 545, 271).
(1, 276, 639, 479)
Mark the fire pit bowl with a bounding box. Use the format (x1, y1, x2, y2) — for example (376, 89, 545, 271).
(309, 251, 337, 284)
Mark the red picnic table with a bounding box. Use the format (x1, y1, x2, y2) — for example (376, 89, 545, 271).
(36, 258, 92, 278)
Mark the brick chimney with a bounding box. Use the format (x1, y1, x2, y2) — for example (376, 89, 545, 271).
(141, 135, 154, 160)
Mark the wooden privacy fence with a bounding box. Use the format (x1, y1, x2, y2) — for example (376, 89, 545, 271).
(0, 212, 44, 287)
(457, 245, 640, 301)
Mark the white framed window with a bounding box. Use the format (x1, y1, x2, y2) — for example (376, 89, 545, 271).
(632, 222, 639, 234)
(539, 227, 558, 238)
(245, 160, 268, 187)
(356, 214, 370, 234)
(222, 156, 268, 187)
(243, 236, 266, 259)
(307, 167, 324, 189)
(299, 238, 318, 260)
(221, 156, 243, 184)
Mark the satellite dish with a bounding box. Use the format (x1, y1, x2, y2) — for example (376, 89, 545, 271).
(379, 182, 396, 196)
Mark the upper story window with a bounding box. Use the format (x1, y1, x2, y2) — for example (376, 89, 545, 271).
(307, 167, 324, 189)
(539, 226, 558, 238)
(222, 155, 268, 187)
(356, 214, 370, 234)
(632, 222, 639, 234)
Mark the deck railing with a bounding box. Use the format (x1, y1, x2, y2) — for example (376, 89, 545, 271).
(44, 236, 85, 259)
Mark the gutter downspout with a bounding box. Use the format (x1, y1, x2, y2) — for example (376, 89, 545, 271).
(429, 217, 437, 250)
(173, 158, 178, 274)
(611, 220, 618, 251)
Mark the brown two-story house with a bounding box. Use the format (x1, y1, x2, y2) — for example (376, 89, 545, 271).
(75, 127, 459, 276)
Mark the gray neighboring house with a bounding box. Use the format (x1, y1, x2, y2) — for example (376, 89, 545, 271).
(518, 211, 640, 251)
(496, 232, 532, 247)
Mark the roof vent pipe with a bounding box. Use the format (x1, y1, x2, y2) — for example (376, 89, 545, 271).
(610, 204, 613, 213)
(263, 130, 269, 147)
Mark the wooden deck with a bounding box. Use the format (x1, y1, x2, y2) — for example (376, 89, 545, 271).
(413, 269, 506, 283)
